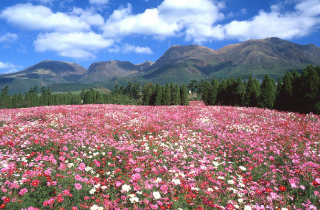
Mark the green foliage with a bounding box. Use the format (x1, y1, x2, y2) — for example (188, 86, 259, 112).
(245, 76, 260, 107)
(180, 84, 189, 105)
(259, 75, 276, 109)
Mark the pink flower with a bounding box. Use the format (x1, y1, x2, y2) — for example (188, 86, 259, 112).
(150, 204, 158, 209)
(160, 185, 168, 194)
(75, 174, 83, 182)
(78, 163, 86, 170)
(94, 159, 100, 167)
(132, 173, 141, 181)
(43, 200, 49, 207)
(314, 191, 319, 196)
(19, 188, 28, 196)
(115, 181, 122, 187)
(57, 196, 64, 202)
(75, 183, 82, 190)
(134, 185, 141, 191)
(31, 180, 40, 187)
(62, 189, 70, 195)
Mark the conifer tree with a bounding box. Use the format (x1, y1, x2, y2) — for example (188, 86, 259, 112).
(235, 77, 245, 106)
(216, 80, 227, 105)
(163, 83, 172, 105)
(84, 90, 93, 104)
(180, 84, 189, 105)
(142, 84, 151, 105)
(202, 81, 212, 105)
(300, 65, 319, 113)
(0, 85, 10, 108)
(245, 76, 259, 107)
(154, 83, 162, 105)
(171, 84, 181, 105)
(259, 75, 275, 109)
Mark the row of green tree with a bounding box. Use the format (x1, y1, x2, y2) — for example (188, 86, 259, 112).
(0, 86, 137, 109)
(1, 65, 319, 113)
(196, 65, 320, 114)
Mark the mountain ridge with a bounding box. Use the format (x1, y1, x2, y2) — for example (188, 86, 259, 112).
(1, 37, 320, 93)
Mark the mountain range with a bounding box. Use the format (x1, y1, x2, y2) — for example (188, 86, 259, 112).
(1, 37, 320, 93)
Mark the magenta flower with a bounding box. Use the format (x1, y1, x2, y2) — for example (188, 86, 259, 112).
(132, 173, 141, 181)
(78, 163, 86, 170)
(19, 188, 28, 196)
(74, 183, 82, 190)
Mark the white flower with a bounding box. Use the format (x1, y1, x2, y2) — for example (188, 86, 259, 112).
(191, 187, 200, 191)
(238, 198, 244, 203)
(153, 191, 161, 200)
(217, 176, 225, 180)
(121, 184, 131, 193)
(172, 178, 181, 185)
(129, 194, 140, 203)
(89, 188, 96, 194)
(212, 161, 220, 166)
(244, 205, 252, 210)
(90, 204, 103, 210)
(239, 166, 246, 171)
(227, 180, 235, 185)
(207, 188, 213, 192)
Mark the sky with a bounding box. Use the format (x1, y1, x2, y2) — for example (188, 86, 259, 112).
(0, 0, 320, 74)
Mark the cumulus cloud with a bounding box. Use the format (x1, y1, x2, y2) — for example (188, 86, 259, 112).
(89, 0, 109, 5)
(103, 0, 224, 41)
(34, 32, 114, 59)
(110, 44, 153, 54)
(102, 0, 320, 43)
(0, 33, 18, 42)
(224, 0, 320, 41)
(0, 61, 17, 69)
(122, 44, 153, 54)
(0, 61, 22, 73)
(0, 3, 103, 32)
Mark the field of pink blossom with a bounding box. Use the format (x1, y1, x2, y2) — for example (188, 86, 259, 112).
(0, 103, 319, 210)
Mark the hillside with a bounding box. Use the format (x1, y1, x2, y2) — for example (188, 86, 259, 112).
(80, 60, 153, 83)
(0, 60, 87, 93)
(142, 37, 320, 82)
(1, 37, 320, 93)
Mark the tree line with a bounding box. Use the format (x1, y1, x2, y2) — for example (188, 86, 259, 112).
(0, 82, 189, 109)
(1, 65, 319, 114)
(194, 65, 320, 114)
(0, 86, 137, 109)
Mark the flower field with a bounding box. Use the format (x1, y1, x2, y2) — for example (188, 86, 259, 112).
(0, 103, 319, 210)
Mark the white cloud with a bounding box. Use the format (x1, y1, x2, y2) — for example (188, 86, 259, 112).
(122, 44, 153, 54)
(103, 0, 224, 41)
(0, 3, 104, 32)
(0, 61, 22, 74)
(0, 61, 17, 69)
(102, 0, 320, 43)
(34, 32, 114, 59)
(295, 0, 320, 16)
(0, 33, 18, 42)
(89, 0, 109, 5)
(223, 0, 320, 41)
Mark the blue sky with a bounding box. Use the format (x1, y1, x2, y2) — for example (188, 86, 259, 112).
(0, 0, 320, 74)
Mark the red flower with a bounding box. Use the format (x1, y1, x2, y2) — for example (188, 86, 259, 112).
(226, 203, 235, 210)
(2, 197, 10, 203)
(265, 188, 272, 193)
(312, 181, 319, 187)
(31, 179, 40, 187)
(0, 204, 6, 209)
(279, 185, 286, 192)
